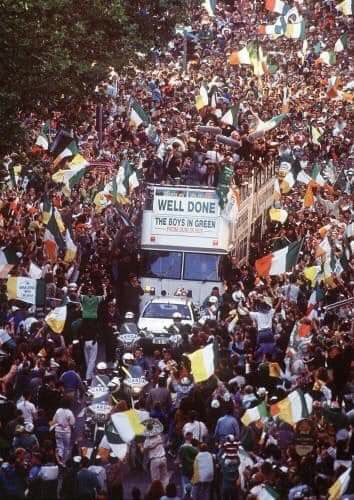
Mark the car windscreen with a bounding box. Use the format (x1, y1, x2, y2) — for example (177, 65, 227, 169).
(183, 253, 220, 281)
(142, 303, 191, 319)
(140, 250, 182, 279)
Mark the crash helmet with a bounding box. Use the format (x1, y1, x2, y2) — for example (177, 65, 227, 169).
(208, 296, 218, 304)
(124, 312, 135, 320)
(96, 362, 107, 371)
(172, 312, 182, 321)
(122, 353, 134, 366)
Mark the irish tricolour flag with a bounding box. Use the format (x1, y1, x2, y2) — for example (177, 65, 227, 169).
(229, 46, 251, 65)
(270, 389, 313, 426)
(255, 240, 301, 277)
(241, 402, 268, 426)
(187, 343, 215, 383)
(202, 0, 216, 16)
(248, 113, 287, 140)
(129, 99, 150, 128)
(7, 277, 45, 306)
(52, 154, 89, 195)
(265, 0, 289, 15)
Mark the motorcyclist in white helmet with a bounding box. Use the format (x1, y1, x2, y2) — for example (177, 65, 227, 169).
(199, 295, 219, 324)
(120, 311, 139, 335)
(90, 361, 110, 389)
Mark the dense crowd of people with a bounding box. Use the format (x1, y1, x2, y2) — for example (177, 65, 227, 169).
(0, 0, 353, 499)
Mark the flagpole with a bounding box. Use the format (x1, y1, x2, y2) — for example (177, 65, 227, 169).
(294, 237, 305, 270)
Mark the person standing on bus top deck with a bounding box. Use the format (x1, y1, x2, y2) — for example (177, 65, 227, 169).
(122, 273, 144, 318)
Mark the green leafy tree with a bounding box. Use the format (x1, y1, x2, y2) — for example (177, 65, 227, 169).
(0, 0, 195, 154)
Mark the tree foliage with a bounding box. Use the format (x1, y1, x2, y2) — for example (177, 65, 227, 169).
(0, 0, 193, 154)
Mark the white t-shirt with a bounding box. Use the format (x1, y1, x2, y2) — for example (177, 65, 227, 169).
(17, 400, 36, 425)
(249, 309, 274, 331)
(52, 408, 75, 432)
(183, 420, 208, 441)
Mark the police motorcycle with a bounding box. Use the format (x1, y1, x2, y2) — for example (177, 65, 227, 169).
(120, 353, 149, 408)
(84, 362, 121, 444)
(114, 312, 151, 359)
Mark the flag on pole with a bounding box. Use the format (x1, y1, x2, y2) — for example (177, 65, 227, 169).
(229, 46, 251, 65)
(0, 248, 21, 278)
(187, 343, 215, 383)
(53, 141, 79, 168)
(329, 467, 351, 500)
(43, 210, 65, 262)
(255, 240, 301, 277)
(296, 170, 312, 185)
(7, 277, 45, 305)
(64, 229, 77, 263)
(334, 33, 348, 52)
(241, 402, 269, 426)
(220, 105, 240, 127)
(129, 99, 150, 128)
(284, 21, 305, 39)
(248, 113, 287, 140)
(269, 208, 288, 224)
(336, 0, 353, 15)
(45, 306, 67, 334)
(112, 160, 139, 205)
(52, 154, 89, 195)
(110, 410, 146, 443)
(202, 0, 216, 16)
(265, 0, 289, 15)
(270, 389, 313, 425)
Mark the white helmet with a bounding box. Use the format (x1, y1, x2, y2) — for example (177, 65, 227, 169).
(172, 312, 182, 321)
(208, 296, 218, 304)
(96, 362, 107, 371)
(122, 353, 134, 366)
(125, 312, 135, 320)
(232, 291, 244, 302)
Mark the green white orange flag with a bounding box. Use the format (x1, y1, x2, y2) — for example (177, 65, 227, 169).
(241, 402, 269, 426)
(336, 0, 353, 15)
(229, 46, 251, 65)
(248, 113, 287, 140)
(187, 343, 215, 383)
(45, 306, 67, 334)
(7, 277, 45, 306)
(265, 0, 289, 15)
(195, 84, 210, 111)
(255, 240, 301, 277)
(112, 160, 139, 205)
(334, 33, 348, 52)
(0, 248, 21, 278)
(270, 389, 313, 426)
(329, 467, 351, 500)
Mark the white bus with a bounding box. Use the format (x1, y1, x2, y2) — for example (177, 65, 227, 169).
(139, 185, 232, 305)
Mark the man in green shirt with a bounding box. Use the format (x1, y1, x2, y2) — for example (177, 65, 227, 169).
(178, 432, 198, 495)
(78, 283, 106, 382)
